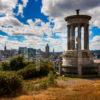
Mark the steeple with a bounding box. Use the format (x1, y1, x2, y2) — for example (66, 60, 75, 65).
(45, 44, 50, 57)
(53, 48, 55, 53)
(45, 44, 49, 53)
(4, 43, 7, 51)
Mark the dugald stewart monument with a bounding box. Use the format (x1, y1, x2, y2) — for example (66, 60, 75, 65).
(62, 10, 99, 77)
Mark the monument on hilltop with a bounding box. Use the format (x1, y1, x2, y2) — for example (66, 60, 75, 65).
(62, 10, 98, 76)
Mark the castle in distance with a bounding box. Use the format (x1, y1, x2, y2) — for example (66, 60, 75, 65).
(62, 10, 99, 76)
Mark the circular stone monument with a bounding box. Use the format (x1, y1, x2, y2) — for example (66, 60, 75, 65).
(62, 10, 97, 76)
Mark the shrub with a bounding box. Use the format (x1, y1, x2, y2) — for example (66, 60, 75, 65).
(39, 80, 48, 89)
(1, 62, 10, 71)
(38, 71, 56, 89)
(17, 64, 37, 79)
(47, 71, 56, 87)
(17, 60, 54, 79)
(0, 71, 23, 96)
(9, 56, 26, 71)
(1, 56, 26, 71)
(39, 60, 54, 76)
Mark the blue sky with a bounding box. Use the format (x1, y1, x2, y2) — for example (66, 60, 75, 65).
(13, 0, 48, 24)
(0, 0, 100, 51)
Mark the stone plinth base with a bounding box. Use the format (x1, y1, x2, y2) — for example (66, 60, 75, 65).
(62, 50, 98, 76)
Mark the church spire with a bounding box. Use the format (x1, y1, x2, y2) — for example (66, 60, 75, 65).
(45, 43, 50, 57)
(45, 43, 49, 53)
(4, 43, 7, 51)
(53, 48, 55, 53)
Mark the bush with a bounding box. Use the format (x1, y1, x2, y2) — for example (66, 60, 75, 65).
(1, 62, 10, 71)
(0, 71, 23, 96)
(39, 60, 54, 76)
(17, 64, 37, 79)
(47, 71, 56, 86)
(39, 80, 48, 89)
(17, 60, 54, 79)
(9, 56, 26, 71)
(38, 71, 56, 89)
(1, 56, 27, 71)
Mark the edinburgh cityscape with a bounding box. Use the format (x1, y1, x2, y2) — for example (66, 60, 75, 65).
(0, 0, 100, 100)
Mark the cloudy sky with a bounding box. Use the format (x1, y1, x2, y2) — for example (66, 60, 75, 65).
(0, 0, 100, 52)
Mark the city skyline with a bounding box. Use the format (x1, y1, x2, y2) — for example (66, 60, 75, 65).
(0, 0, 100, 51)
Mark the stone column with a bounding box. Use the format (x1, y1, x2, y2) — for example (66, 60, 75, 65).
(78, 25, 81, 50)
(84, 24, 89, 50)
(78, 64, 82, 76)
(67, 25, 71, 50)
(72, 26, 75, 50)
(70, 25, 75, 50)
(77, 25, 82, 76)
